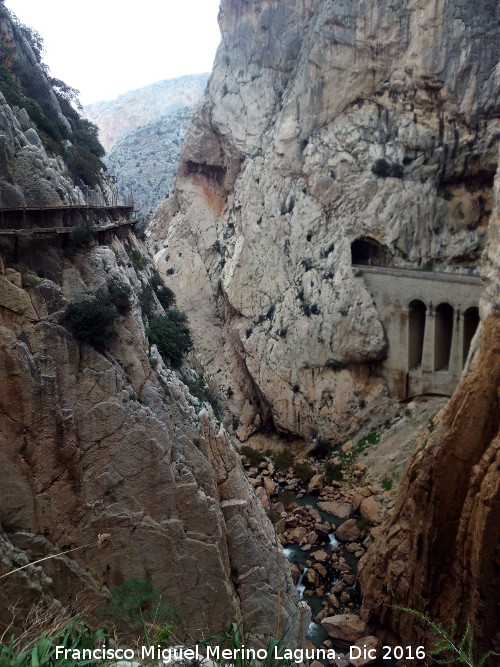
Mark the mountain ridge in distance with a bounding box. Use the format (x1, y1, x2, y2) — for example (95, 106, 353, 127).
(84, 72, 209, 151)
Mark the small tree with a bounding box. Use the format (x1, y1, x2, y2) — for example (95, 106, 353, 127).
(150, 269, 175, 310)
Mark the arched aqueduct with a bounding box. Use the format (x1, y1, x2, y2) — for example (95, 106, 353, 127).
(352, 238, 482, 400)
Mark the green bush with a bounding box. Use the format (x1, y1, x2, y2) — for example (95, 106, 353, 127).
(381, 475, 393, 491)
(64, 144, 103, 187)
(293, 462, 315, 481)
(353, 430, 380, 455)
(138, 283, 155, 315)
(148, 310, 193, 368)
(63, 297, 118, 348)
(72, 118, 105, 158)
(64, 221, 95, 256)
(107, 277, 132, 315)
(22, 95, 66, 144)
(239, 445, 262, 467)
(272, 449, 294, 472)
(182, 372, 209, 403)
(0, 63, 22, 107)
(129, 248, 148, 271)
(150, 268, 175, 309)
(324, 461, 343, 482)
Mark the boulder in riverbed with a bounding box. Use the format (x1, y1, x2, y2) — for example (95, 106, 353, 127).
(308, 474, 325, 492)
(359, 496, 380, 524)
(318, 501, 353, 518)
(321, 613, 369, 642)
(335, 519, 361, 541)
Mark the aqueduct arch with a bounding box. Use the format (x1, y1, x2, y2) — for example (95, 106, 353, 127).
(354, 265, 483, 399)
(434, 303, 454, 371)
(463, 306, 480, 365)
(408, 300, 426, 369)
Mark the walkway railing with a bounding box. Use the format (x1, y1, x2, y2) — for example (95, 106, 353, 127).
(0, 218, 137, 236)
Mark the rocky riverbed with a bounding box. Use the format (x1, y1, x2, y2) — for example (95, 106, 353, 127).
(240, 453, 389, 666)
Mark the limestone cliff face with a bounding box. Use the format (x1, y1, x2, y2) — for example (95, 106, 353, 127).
(0, 236, 297, 639)
(84, 74, 209, 152)
(358, 155, 500, 660)
(0, 6, 297, 641)
(149, 0, 499, 442)
(104, 108, 195, 221)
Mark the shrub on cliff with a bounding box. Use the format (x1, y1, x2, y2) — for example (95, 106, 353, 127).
(324, 461, 343, 482)
(64, 145, 104, 188)
(63, 297, 118, 348)
(371, 158, 404, 178)
(107, 277, 132, 315)
(98, 579, 182, 649)
(139, 269, 175, 315)
(148, 310, 193, 368)
(150, 268, 175, 309)
(64, 221, 95, 257)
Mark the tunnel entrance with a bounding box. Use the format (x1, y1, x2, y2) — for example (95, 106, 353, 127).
(351, 237, 390, 266)
(434, 303, 454, 371)
(463, 306, 480, 366)
(408, 300, 427, 369)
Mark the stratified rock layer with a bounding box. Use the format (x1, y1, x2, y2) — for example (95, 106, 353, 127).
(149, 0, 499, 442)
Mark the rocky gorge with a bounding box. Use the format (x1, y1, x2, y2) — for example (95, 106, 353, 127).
(104, 108, 196, 223)
(148, 0, 500, 662)
(0, 0, 498, 664)
(0, 2, 297, 648)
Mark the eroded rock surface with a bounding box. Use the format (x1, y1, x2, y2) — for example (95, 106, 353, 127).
(0, 234, 298, 639)
(84, 74, 209, 151)
(104, 108, 195, 221)
(0, 5, 297, 641)
(149, 0, 499, 442)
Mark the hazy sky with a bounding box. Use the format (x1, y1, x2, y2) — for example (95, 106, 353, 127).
(4, 0, 221, 104)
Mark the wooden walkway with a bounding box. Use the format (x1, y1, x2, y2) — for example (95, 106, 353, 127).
(0, 218, 137, 236)
(0, 204, 134, 212)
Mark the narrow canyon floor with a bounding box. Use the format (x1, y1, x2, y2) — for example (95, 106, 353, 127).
(237, 395, 448, 662)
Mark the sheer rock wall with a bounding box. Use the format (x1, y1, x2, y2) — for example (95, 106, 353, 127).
(358, 151, 500, 659)
(149, 0, 499, 442)
(0, 5, 297, 640)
